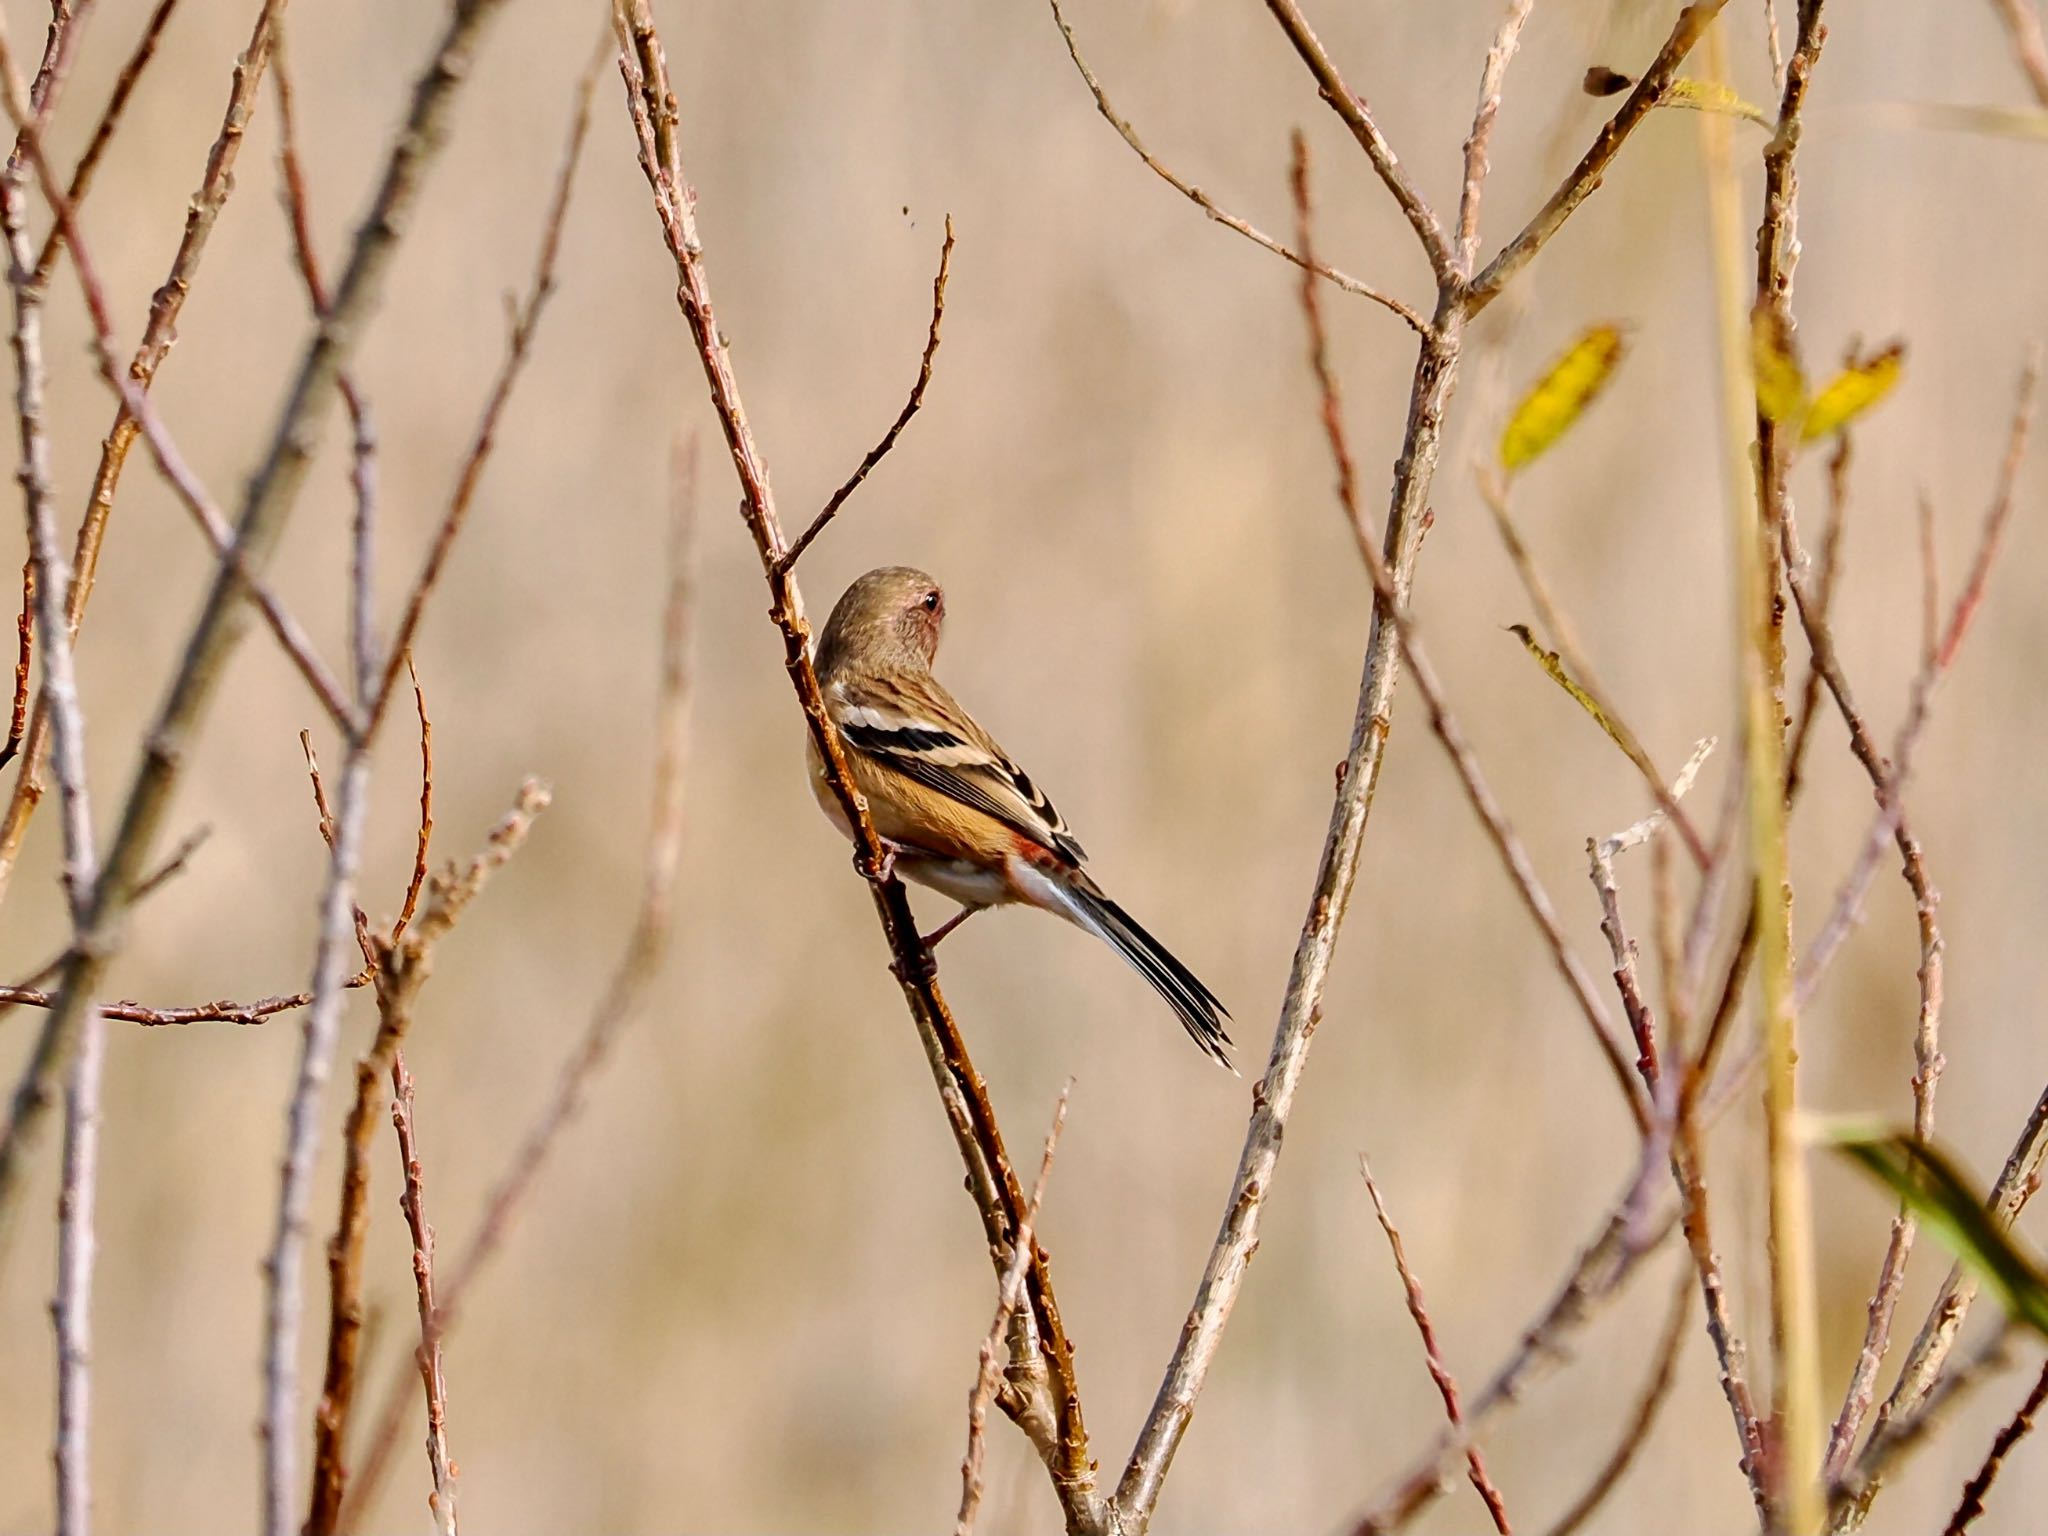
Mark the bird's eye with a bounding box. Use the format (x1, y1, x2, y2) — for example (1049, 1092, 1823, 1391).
(921, 591, 940, 612)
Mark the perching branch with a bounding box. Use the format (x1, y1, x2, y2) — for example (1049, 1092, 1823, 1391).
(609, 4, 1100, 1526)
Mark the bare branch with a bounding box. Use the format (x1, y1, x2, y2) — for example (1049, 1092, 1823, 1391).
(366, 34, 602, 736)
(1263, 0, 1455, 281)
(1360, 1155, 1512, 1533)
(0, 0, 518, 1269)
(390, 1053, 458, 1536)
(1941, 1354, 2048, 1536)
(341, 431, 697, 1532)
(1456, 0, 1538, 269)
(958, 1086, 1071, 1536)
(779, 217, 955, 573)
(609, 4, 1101, 1522)
(1044, 0, 1427, 334)
(1539, 1267, 1692, 1536)
(0, 0, 284, 907)
(1465, 0, 1733, 313)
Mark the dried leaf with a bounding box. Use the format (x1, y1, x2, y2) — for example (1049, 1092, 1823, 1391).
(1802, 343, 1905, 441)
(1751, 305, 1808, 428)
(1499, 325, 1626, 473)
(1663, 76, 1772, 127)
(1829, 1123, 2048, 1340)
(1583, 66, 1634, 98)
(1506, 624, 1631, 757)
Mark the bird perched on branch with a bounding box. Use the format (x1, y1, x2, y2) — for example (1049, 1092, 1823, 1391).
(808, 566, 1234, 1068)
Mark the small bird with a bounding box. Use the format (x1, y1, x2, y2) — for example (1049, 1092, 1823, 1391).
(808, 566, 1234, 1068)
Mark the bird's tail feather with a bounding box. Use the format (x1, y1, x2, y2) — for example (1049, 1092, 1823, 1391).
(1065, 883, 1235, 1070)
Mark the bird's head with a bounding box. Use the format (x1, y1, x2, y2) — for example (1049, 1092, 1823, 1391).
(818, 566, 946, 673)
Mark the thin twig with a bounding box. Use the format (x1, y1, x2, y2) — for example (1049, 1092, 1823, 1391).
(1263, 0, 1455, 281)
(778, 217, 953, 572)
(390, 1053, 457, 1536)
(0, 0, 283, 907)
(958, 1086, 1071, 1536)
(1294, 141, 1643, 1126)
(0, 559, 27, 769)
(307, 782, 549, 1536)
(1799, 356, 2038, 1002)
(1043, 0, 1426, 334)
(1456, 0, 1538, 271)
(29, 0, 183, 286)
(1464, 0, 1734, 313)
(261, 745, 370, 1536)
(610, 6, 1102, 1523)
(1539, 1266, 1692, 1536)
(339, 432, 697, 1534)
(366, 35, 602, 737)
(0, 0, 517, 1272)
(1941, 1354, 2048, 1536)
(390, 659, 433, 944)
(1360, 1155, 1512, 1534)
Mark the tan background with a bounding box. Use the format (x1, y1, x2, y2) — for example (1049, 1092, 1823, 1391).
(3, 0, 2047, 1531)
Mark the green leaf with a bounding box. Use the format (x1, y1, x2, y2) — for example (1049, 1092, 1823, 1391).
(1828, 1122, 2048, 1339)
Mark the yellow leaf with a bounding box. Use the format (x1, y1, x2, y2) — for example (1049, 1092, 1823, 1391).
(1802, 343, 1905, 441)
(1499, 325, 1626, 473)
(1751, 305, 1808, 428)
(1663, 76, 1773, 128)
(1506, 624, 1632, 757)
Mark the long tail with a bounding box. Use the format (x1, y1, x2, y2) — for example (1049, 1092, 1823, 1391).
(1065, 880, 1235, 1070)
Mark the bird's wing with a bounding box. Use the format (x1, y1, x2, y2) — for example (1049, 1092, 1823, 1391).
(828, 671, 1088, 865)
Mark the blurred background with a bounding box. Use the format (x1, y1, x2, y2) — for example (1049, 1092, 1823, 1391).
(3, 0, 2046, 1531)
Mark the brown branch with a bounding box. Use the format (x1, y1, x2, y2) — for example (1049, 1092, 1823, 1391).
(958, 1085, 1071, 1536)
(1351, 1171, 1677, 1534)
(389, 1053, 457, 1536)
(339, 433, 697, 1533)
(0, 558, 27, 769)
(30, 0, 183, 287)
(1464, 0, 1733, 314)
(1263, 0, 1455, 281)
(609, 5, 1101, 1525)
(390, 659, 433, 944)
(1800, 355, 2038, 1001)
(306, 783, 548, 1536)
(777, 218, 953, 572)
(366, 35, 602, 737)
(0, 979, 363, 1027)
(0, 0, 282, 907)
(1360, 1155, 1512, 1534)
(1941, 1353, 2048, 1536)
(1043, 0, 1427, 334)
(1539, 1266, 1692, 1536)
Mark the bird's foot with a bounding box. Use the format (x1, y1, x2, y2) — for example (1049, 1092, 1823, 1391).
(920, 905, 982, 949)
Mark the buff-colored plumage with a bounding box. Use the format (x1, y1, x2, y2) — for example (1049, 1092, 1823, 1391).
(808, 566, 1233, 1066)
